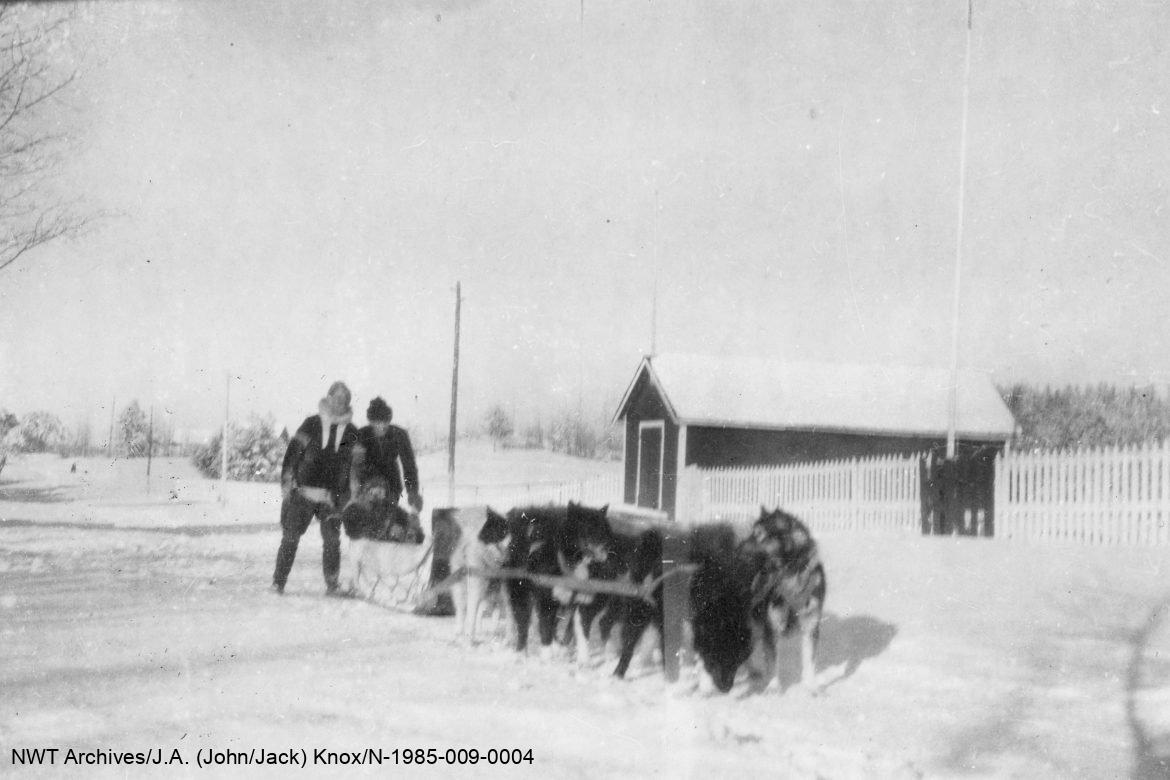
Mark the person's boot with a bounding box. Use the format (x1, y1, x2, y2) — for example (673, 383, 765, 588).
(270, 582, 285, 595)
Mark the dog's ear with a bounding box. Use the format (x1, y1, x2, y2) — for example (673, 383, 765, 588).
(760, 504, 768, 519)
(599, 503, 608, 516)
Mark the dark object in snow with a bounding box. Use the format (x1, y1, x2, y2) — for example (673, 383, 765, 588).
(565, 526, 665, 678)
(503, 502, 614, 653)
(689, 507, 827, 694)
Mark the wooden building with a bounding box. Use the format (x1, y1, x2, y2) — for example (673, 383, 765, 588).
(613, 353, 1017, 521)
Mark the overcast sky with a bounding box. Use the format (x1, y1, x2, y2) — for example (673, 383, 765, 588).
(1, 0, 1168, 442)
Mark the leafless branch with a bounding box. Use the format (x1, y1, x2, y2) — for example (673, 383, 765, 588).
(0, 4, 89, 274)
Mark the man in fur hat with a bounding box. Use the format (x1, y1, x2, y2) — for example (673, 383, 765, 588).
(347, 396, 423, 527)
(271, 381, 359, 595)
(337, 397, 425, 593)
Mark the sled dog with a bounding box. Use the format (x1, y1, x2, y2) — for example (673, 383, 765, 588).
(689, 507, 826, 694)
(450, 507, 514, 643)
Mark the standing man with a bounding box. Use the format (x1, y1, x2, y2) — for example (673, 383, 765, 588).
(272, 381, 359, 596)
(349, 396, 423, 536)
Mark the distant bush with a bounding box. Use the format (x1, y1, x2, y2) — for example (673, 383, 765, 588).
(3, 410, 65, 453)
(193, 414, 288, 482)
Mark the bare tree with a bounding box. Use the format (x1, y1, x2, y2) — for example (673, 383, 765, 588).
(484, 404, 514, 451)
(0, 5, 88, 273)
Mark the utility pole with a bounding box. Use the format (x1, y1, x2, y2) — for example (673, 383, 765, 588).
(108, 395, 116, 458)
(447, 282, 462, 505)
(146, 405, 154, 492)
(221, 373, 230, 501)
(946, 0, 974, 460)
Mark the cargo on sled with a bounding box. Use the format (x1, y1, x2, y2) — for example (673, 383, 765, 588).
(341, 501, 482, 614)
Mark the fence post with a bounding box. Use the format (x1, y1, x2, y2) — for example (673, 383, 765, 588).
(660, 530, 691, 683)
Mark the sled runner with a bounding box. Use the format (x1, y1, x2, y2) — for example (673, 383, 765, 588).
(343, 505, 472, 613)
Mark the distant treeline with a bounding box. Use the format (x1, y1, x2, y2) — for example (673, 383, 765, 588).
(0, 401, 190, 459)
(482, 403, 622, 461)
(1000, 383, 1170, 451)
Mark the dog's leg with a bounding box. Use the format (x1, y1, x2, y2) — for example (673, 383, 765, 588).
(613, 602, 648, 679)
(536, 590, 558, 648)
(597, 599, 620, 660)
(572, 605, 591, 667)
(506, 580, 531, 653)
(346, 537, 368, 594)
(798, 600, 822, 694)
(561, 605, 578, 645)
(753, 607, 785, 693)
(799, 624, 817, 692)
(466, 573, 485, 643)
(451, 575, 468, 640)
(498, 585, 516, 647)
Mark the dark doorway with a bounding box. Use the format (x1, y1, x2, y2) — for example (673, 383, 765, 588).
(637, 423, 663, 509)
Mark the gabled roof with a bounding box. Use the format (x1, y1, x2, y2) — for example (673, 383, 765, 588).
(614, 353, 1016, 440)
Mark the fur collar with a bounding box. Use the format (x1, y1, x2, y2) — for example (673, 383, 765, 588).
(317, 400, 353, 429)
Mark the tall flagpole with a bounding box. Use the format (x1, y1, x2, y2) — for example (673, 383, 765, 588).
(650, 188, 659, 357)
(947, 0, 974, 460)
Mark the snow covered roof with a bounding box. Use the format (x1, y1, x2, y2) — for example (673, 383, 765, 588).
(615, 353, 1016, 440)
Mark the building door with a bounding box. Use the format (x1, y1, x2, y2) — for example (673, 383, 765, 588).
(637, 421, 664, 509)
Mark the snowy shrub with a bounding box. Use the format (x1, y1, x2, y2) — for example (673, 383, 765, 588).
(3, 410, 65, 453)
(118, 400, 150, 457)
(193, 414, 288, 482)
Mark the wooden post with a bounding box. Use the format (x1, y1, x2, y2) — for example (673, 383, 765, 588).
(660, 531, 691, 684)
(146, 406, 154, 492)
(221, 374, 230, 502)
(108, 395, 116, 458)
(448, 282, 462, 506)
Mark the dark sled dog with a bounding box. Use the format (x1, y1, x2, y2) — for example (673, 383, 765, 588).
(503, 502, 614, 656)
(567, 526, 664, 678)
(689, 507, 826, 694)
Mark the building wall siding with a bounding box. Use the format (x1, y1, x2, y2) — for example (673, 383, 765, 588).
(686, 426, 984, 468)
(621, 369, 678, 513)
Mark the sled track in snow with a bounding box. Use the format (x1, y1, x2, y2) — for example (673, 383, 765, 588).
(0, 518, 272, 536)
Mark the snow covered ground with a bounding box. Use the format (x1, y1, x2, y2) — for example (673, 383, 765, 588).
(2, 451, 1169, 778)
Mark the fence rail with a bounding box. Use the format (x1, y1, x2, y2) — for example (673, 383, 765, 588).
(995, 441, 1170, 545)
(677, 455, 922, 534)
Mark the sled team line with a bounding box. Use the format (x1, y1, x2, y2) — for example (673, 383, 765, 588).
(339, 500, 828, 696)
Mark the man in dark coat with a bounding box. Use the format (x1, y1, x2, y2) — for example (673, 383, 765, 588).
(345, 396, 423, 539)
(337, 397, 424, 594)
(271, 381, 359, 595)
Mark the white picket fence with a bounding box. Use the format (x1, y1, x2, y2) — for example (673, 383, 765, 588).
(676, 455, 922, 534)
(448, 472, 623, 512)
(995, 441, 1170, 545)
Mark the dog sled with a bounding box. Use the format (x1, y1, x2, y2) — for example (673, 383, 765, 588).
(346, 505, 678, 612)
(340, 494, 437, 612)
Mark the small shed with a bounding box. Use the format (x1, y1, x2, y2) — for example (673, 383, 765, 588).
(612, 353, 1017, 521)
